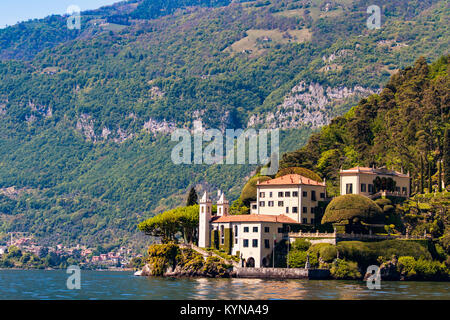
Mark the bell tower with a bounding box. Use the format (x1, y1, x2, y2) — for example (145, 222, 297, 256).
(198, 191, 212, 248)
(216, 191, 229, 217)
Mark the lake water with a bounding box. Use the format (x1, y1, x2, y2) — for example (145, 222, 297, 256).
(0, 270, 449, 300)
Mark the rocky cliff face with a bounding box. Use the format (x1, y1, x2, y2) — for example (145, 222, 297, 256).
(248, 81, 376, 129)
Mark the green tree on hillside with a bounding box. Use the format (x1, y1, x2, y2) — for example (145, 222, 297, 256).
(186, 187, 198, 206)
(444, 128, 450, 188)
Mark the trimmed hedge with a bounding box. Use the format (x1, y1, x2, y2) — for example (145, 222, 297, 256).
(337, 240, 432, 269)
(291, 239, 311, 251)
(211, 229, 219, 249)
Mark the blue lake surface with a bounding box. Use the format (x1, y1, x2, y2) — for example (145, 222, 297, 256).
(0, 270, 449, 300)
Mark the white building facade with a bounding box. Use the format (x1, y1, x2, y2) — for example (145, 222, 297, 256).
(339, 166, 411, 197)
(198, 174, 327, 268)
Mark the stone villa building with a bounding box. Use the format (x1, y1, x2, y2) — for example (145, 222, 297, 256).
(339, 166, 410, 198)
(198, 168, 412, 268)
(198, 174, 327, 268)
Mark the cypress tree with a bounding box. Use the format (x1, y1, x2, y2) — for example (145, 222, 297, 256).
(428, 160, 432, 193)
(438, 160, 442, 192)
(420, 156, 424, 194)
(444, 128, 450, 188)
(186, 187, 198, 206)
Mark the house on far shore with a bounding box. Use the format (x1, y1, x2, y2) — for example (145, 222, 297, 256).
(339, 166, 411, 198)
(198, 174, 327, 268)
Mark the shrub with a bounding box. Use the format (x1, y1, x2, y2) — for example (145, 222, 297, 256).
(330, 259, 361, 279)
(307, 243, 337, 262)
(147, 243, 179, 276)
(397, 256, 449, 280)
(291, 239, 311, 251)
(414, 259, 449, 280)
(287, 250, 318, 268)
(320, 245, 338, 262)
(202, 256, 230, 277)
(336, 241, 372, 266)
(183, 255, 204, 273)
(439, 232, 450, 254)
(397, 256, 417, 279)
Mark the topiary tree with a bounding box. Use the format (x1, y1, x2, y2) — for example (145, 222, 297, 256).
(240, 175, 272, 206)
(275, 167, 322, 182)
(321, 194, 383, 226)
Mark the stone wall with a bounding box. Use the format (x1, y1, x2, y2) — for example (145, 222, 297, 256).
(233, 267, 330, 280)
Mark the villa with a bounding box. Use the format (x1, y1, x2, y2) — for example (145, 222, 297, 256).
(198, 174, 327, 268)
(339, 166, 411, 198)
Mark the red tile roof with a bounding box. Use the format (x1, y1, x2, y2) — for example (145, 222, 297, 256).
(211, 214, 300, 224)
(257, 174, 325, 186)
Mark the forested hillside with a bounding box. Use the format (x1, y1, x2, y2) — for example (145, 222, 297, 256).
(0, 0, 448, 249)
(280, 55, 449, 195)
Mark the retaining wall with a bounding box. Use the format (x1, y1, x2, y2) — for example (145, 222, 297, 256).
(233, 267, 330, 280)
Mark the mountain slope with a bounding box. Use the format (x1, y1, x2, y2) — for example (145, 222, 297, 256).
(0, 0, 448, 249)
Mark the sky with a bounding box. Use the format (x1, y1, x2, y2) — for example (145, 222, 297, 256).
(0, 0, 124, 28)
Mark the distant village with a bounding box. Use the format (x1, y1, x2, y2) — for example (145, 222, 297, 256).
(0, 234, 140, 269)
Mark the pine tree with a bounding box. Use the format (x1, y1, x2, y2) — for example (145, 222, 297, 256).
(186, 187, 198, 206)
